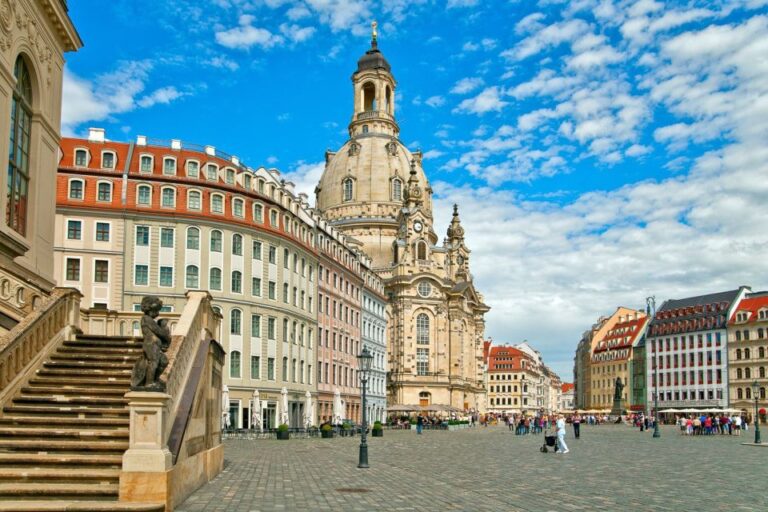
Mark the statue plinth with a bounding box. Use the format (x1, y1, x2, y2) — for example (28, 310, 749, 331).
(610, 398, 623, 416)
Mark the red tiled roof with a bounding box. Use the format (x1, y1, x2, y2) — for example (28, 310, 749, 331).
(729, 295, 768, 324)
(561, 383, 574, 393)
(487, 346, 534, 372)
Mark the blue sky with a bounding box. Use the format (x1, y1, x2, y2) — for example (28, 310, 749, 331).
(63, 0, 768, 378)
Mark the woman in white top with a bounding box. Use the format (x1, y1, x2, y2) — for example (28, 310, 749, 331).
(556, 415, 569, 454)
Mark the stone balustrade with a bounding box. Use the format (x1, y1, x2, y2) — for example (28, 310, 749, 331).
(79, 308, 180, 338)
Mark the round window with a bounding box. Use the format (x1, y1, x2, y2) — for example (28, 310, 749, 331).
(417, 281, 431, 298)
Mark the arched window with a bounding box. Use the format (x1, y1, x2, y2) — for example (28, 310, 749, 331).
(6, 56, 33, 235)
(758, 328, 764, 340)
(186, 227, 200, 250)
(161, 187, 176, 208)
(745, 348, 751, 359)
(101, 151, 116, 169)
(362, 82, 376, 111)
(385, 85, 392, 113)
(735, 331, 742, 341)
(760, 347, 765, 359)
(211, 193, 224, 214)
(761, 387, 766, 399)
(343, 178, 353, 202)
(736, 349, 742, 360)
(75, 149, 88, 167)
(187, 190, 201, 210)
(744, 330, 750, 340)
(68, 179, 84, 200)
(209, 268, 222, 290)
(231, 270, 242, 294)
(232, 198, 244, 218)
(416, 314, 430, 345)
(760, 367, 765, 378)
(745, 367, 751, 379)
(737, 388, 743, 400)
(392, 178, 402, 201)
(746, 387, 752, 399)
(97, 182, 112, 202)
(185, 265, 199, 289)
(163, 157, 176, 175)
(418, 391, 431, 406)
(737, 368, 743, 379)
(140, 155, 153, 173)
(210, 230, 222, 252)
(230, 309, 242, 335)
(253, 203, 263, 222)
(232, 234, 243, 256)
(230, 350, 241, 378)
(417, 241, 427, 260)
(137, 184, 151, 206)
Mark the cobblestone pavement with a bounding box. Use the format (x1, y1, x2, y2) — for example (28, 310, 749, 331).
(178, 425, 767, 511)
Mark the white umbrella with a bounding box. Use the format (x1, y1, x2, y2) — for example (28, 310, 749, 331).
(280, 387, 289, 427)
(333, 389, 343, 426)
(222, 385, 231, 430)
(304, 391, 313, 429)
(251, 389, 262, 432)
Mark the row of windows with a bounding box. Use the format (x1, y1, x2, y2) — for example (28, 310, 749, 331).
(735, 387, 767, 400)
(651, 390, 724, 402)
(734, 367, 767, 379)
(316, 361, 360, 389)
(734, 347, 767, 360)
(318, 293, 360, 326)
(489, 385, 519, 393)
(650, 369, 723, 387)
(318, 265, 361, 300)
(650, 351, 723, 369)
(651, 333, 723, 352)
(490, 397, 521, 406)
(341, 176, 405, 203)
(734, 329, 767, 341)
(64, 258, 109, 283)
(229, 353, 313, 385)
(317, 327, 360, 356)
(66, 219, 111, 242)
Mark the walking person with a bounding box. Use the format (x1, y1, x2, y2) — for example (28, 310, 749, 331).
(573, 414, 581, 438)
(416, 414, 424, 435)
(556, 414, 569, 454)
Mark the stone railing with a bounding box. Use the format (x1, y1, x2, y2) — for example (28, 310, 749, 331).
(0, 288, 81, 394)
(79, 308, 180, 338)
(356, 110, 394, 122)
(0, 266, 48, 324)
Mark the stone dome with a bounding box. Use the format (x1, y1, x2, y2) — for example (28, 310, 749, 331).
(316, 135, 431, 223)
(357, 46, 391, 73)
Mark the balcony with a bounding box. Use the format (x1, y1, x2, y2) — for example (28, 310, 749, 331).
(356, 110, 395, 122)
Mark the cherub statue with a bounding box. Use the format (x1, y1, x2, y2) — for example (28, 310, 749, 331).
(130, 296, 172, 391)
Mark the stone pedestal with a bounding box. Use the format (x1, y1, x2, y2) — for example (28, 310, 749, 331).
(610, 399, 623, 416)
(122, 392, 173, 472)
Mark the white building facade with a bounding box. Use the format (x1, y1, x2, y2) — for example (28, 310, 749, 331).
(362, 266, 388, 423)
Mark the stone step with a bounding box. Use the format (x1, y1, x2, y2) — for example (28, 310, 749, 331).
(12, 395, 129, 407)
(3, 405, 128, 417)
(30, 375, 130, 387)
(0, 416, 127, 428)
(50, 353, 140, 364)
(76, 335, 140, 342)
(0, 501, 164, 511)
(0, 467, 120, 482)
(0, 427, 128, 440)
(43, 361, 135, 370)
(0, 453, 123, 468)
(0, 439, 128, 453)
(21, 386, 127, 396)
(36, 368, 133, 378)
(67, 338, 141, 350)
(57, 345, 143, 356)
(0, 482, 118, 498)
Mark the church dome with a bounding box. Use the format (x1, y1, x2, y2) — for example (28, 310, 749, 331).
(357, 47, 391, 73)
(315, 135, 431, 223)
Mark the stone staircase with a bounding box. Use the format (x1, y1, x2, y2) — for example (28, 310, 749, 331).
(0, 334, 164, 511)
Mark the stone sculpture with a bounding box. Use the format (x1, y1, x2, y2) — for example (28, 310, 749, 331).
(613, 377, 624, 401)
(130, 296, 171, 391)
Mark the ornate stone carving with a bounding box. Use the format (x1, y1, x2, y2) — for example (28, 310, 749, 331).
(385, 138, 398, 156)
(131, 296, 172, 391)
(13, 8, 53, 85)
(347, 140, 361, 156)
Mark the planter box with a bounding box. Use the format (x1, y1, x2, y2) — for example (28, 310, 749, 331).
(321, 430, 333, 439)
(276, 430, 290, 440)
(372, 429, 383, 437)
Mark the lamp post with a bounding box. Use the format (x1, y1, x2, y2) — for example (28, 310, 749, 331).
(357, 346, 374, 468)
(646, 296, 660, 439)
(751, 379, 761, 445)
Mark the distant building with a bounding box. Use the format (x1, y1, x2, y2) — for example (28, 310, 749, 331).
(560, 383, 575, 411)
(726, 291, 768, 416)
(486, 345, 527, 414)
(646, 287, 749, 413)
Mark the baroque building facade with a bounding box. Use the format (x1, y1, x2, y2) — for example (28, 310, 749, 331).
(54, 130, 388, 429)
(726, 292, 768, 416)
(315, 33, 490, 411)
(0, 0, 80, 332)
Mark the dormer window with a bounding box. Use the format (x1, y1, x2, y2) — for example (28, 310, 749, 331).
(206, 163, 218, 180)
(140, 155, 153, 173)
(101, 151, 115, 169)
(186, 160, 199, 178)
(243, 174, 251, 189)
(163, 157, 176, 175)
(226, 169, 235, 184)
(75, 149, 88, 167)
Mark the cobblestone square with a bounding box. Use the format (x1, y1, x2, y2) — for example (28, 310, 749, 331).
(178, 425, 766, 511)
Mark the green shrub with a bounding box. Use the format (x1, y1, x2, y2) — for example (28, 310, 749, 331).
(277, 423, 289, 432)
(341, 423, 351, 430)
(373, 421, 383, 430)
(321, 424, 332, 432)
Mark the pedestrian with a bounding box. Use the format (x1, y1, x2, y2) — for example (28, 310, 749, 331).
(573, 414, 581, 438)
(416, 414, 424, 435)
(556, 414, 569, 454)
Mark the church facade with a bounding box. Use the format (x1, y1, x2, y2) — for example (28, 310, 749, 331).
(315, 31, 490, 411)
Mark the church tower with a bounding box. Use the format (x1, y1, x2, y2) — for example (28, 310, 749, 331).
(315, 26, 490, 412)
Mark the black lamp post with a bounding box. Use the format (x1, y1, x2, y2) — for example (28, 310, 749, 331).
(646, 296, 660, 439)
(751, 379, 761, 445)
(357, 346, 373, 468)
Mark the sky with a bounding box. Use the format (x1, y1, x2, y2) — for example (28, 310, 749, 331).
(63, 0, 768, 379)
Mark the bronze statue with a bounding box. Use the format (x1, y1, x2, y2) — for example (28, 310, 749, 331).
(130, 296, 171, 391)
(613, 377, 624, 401)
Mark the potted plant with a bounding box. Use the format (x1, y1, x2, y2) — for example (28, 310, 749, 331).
(341, 423, 351, 437)
(372, 421, 383, 437)
(759, 408, 766, 424)
(276, 423, 290, 440)
(321, 423, 333, 439)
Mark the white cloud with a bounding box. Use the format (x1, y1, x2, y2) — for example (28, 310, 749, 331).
(283, 161, 325, 205)
(205, 55, 240, 71)
(423, 149, 445, 159)
(502, 19, 590, 61)
(447, 0, 479, 8)
(136, 86, 185, 108)
(425, 95, 446, 108)
(453, 87, 508, 114)
(303, 0, 371, 33)
(450, 77, 484, 95)
(215, 16, 285, 49)
(266, 155, 279, 164)
(279, 23, 316, 43)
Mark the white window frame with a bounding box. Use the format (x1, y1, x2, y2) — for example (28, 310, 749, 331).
(134, 263, 150, 287)
(186, 159, 200, 178)
(94, 220, 112, 243)
(206, 163, 219, 181)
(162, 156, 177, 176)
(139, 154, 154, 174)
(187, 189, 202, 211)
(92, 258, 110, 284)
(160, 186, 176, 208)
(185, 264, 200, 289)
(136, 183, 152, 207)
(158, 265, 175, 288)
(210, 193, 224, 214)
(96, 180, 113, 203)
(253, 203, 263, 223)
(74, 147, 90, 167)
(67, 178, 85, 201)
(186, 226, 201, 250)
(232, 197, 245, 218)
(101, 150, 117, 170)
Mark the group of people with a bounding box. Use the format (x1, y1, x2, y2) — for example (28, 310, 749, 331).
(676, 414, 748, 436)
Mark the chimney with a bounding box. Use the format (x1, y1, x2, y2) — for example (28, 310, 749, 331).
(88, 127, 105, 143)
(136, 135, 147, 146)
(205, 145, 216, 156)
(171, 139, 182, 150)
(231, 156, 240, 166)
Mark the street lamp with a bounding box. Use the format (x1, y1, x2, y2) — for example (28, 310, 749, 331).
(751, 379, 761, 445)
(646, 296, 660, 439)
(357, 346, 374, 468)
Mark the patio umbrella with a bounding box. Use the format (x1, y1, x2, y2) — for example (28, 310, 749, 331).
(251, 389, 262, 432)
(304, 391, 313, 429)
(333, 389, 343, 425)
(222, 385, 231, 430)
(280, 387, 289, 427)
